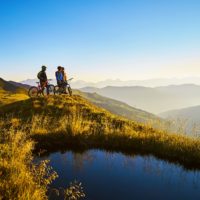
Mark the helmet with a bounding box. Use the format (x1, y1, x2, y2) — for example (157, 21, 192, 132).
(42, 65, 47, 70)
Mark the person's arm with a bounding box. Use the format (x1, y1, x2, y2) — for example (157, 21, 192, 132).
(64, 72, 67, 81)
(44, 72, 47, 81)
(55, 71, 58, 81)
(60, 72, 63, 81)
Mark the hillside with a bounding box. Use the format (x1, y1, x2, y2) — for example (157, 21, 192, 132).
(160, 105, 200, 121)
(1, 95, 200, 169)
(80, 84, 200, 114)
(3, 94, 200, 200)
(0, 78, 27, 93)
(74, 90, 160, 123)
(9, 80, 30, 89)
(160, 105, 200, 135)
(0, 78, 29, 106)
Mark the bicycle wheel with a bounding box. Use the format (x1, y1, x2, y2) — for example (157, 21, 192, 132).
(43, 85, 55, 95)
(54, 85, 61, 95)
(28, 87, 38, 98)
(68, 86, 72, 96)
(48, 84, 55, 95)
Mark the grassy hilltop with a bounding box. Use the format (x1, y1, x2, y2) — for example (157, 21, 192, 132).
(1, 83, 200, 199)
(1, 95, 200, 168)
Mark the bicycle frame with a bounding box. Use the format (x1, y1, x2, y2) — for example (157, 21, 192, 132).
(55, 78, 73, 95)
(28, 79, 55, 97)
(36, 82, 42, 92)
(37, 79, 52, 93)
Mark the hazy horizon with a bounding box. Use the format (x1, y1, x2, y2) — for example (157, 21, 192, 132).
(17, 76, 200, 89)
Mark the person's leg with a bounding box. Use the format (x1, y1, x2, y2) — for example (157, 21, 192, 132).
(40, 81, 48, 94)
(57, 81, 62, 93)
(46, 82, 49, 95)
(62, 81, 68, 94)
(40, 81, 44, 92)
(57, 81, 62, 88)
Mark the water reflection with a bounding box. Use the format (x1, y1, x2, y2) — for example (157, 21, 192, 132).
(38, 150, 200, 200)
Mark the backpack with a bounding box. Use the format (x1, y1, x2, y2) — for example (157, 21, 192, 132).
(37, 71, 42, 79)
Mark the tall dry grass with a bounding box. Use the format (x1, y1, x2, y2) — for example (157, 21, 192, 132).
(3, 110, 200, 169)
(0, 127, 58, 200)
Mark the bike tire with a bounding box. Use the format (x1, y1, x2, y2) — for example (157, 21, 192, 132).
(42, 84, 55, 96)
(54, 85, 61, 95)
(28, 86, 39, 98)
(48, 84, 55, 95)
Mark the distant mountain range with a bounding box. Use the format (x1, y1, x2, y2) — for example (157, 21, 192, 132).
(80, 84, 200, 114)
(21, 77, 200, 88)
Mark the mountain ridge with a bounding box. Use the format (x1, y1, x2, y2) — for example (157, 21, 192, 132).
(21, 77, 200, 88)
(80, 85, 200, 114)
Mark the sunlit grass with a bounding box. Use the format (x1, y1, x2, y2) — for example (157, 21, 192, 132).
(2, 94, 200, 199)
(0, 128, 58, 200)
(0, 126, 85, 200)
(1, 95, 200, 169)
(0, 91, 29, 107)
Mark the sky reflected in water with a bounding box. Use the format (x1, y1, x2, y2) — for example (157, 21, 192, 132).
(38, 150, 200, 200)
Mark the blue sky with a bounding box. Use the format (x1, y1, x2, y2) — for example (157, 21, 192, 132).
(0, 0, 200, 81)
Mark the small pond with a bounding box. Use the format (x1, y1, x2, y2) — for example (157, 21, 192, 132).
(37, 150, 200, 200)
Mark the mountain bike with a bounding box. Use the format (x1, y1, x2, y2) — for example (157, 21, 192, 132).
(28, 79, 55, 98)
(54, 78, 73, 96)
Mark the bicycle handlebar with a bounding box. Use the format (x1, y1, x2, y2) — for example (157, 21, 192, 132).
(67, 78, 73, 81)
(36, 78, 72, 83)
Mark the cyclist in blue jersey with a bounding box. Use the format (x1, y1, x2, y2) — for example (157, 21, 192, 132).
(55, 66, 63, 87)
